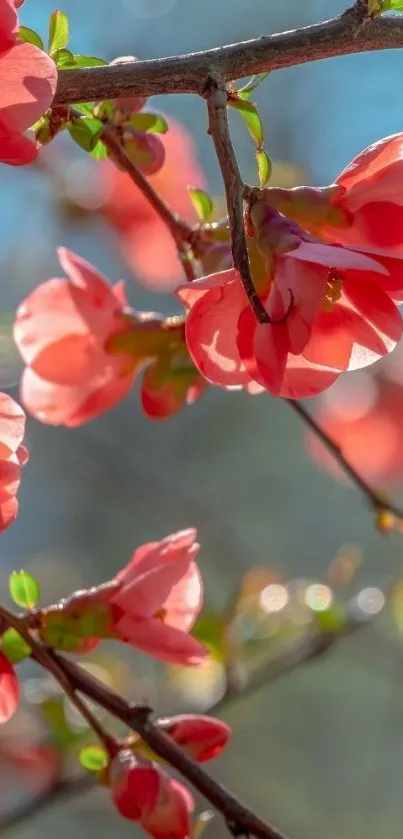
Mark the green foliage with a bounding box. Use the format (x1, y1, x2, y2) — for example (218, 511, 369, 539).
(129, 113, 169, 134)
(1, 628, 31, 664)
(79, 744, 108, 772)
(18, 26, 44, 49)
(228, 96, 264, 147)
(237, 72, 271, 99)
(9, 570, 40, 609)
(48, 10, 70, 55)
(58, 54, 108, 70)
(256, 148, 272, 186)
(188, 187, 214, 222)
(191, 612, 225, 659)
(382, 0, 403, 8)
(68, 118, 104, 153)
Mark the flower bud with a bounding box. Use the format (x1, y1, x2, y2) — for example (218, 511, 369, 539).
(118, 129, 165, 176)
(110, 750, 194, 838)
(159, 714, 230, 762)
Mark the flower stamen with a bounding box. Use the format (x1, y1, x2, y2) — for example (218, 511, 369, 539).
(322, 269, 343, 312)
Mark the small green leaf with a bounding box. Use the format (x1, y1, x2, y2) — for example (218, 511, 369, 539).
(53, 48, 75, 68)
(71, 54, 108, 68)
(383, 0, 403, 7)
(18, 26, 44, 49)
(68, 118, 103, 152)
(48, 10, 69, 54)
(9, 571, 40, 609)
(73, 103, 95, 117)
(129, 113, 168, 134)
(188, 187, 214, 222)
(89, 140, 109, 160)
(79, 745, 108, 772)
(228, 96, 264, 147)
(256, 148, 272, 187)
(237, 72, 270, 99)
(2, 628, 31, 664)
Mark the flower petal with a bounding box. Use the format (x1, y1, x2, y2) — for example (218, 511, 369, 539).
(0, 43, 57, 133)
(116, 616, 208, 664)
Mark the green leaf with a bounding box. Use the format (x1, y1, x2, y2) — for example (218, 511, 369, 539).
(68, 118, 103, 153)
(79, 744, 108, 772)
(18, 26, 44, 49)
(72, 54, 108, 68)
(383, 0, 403, 7)
(188, 187, 214, 222)
(237, 72, 271, 99)
(191, 612, 225, 659)
(48, 10, 69, 54)
(228, 96, 264, 147)
(9, 571, 40, 609)
(256, 148, 272, 187)
(54, 48, 75, 68)
(89, 140, 109, 160)
(73, 103, 95, 117)
(2, 628, 31, 664)
(129, 113, 168, 134)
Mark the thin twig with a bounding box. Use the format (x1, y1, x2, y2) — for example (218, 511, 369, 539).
(53, 5, 398, 105)
(205, 74, 269, 323)
(287, 400, 403, 520)
(0, 607, 115, 754)
(0, 615, 286, 839)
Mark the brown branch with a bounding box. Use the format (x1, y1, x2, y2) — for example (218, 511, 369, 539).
(287, 400, 403, 522)
(53, 7, 401, 105)
(0, 606, 287, 839)
(205, 74, 269, 323)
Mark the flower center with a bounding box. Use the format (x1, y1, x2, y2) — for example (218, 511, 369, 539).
(322, 269, 343, 313)
(153, 607, 167, 622)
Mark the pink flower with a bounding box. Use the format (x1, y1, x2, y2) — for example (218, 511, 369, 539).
(264, 134, 403, 258)
(14, 248, 207, 425)
(0, 652, 19, 723)
(0, 0, 57, 164)
(40, 529, 207, 665)
(111, 751, 194, 839)
(109, 529, 206, 665)
(178, 203, 403, 399)
(159, 714, 230, 762)
(14, 248, 145, 426)
(0, 392, 28, 531)
(306, 374, 403, 485)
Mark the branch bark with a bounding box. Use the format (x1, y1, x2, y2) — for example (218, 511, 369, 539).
(54, 10, 402, 105)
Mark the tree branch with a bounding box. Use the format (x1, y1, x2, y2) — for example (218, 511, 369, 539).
(0, 604, 287, 839)
(205, 74, 269, 323)
(53, 9, 402, 106)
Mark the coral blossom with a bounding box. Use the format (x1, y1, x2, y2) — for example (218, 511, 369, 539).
(0, 392, 28, 531)
(178, 202, 403, 399)
(40, 529, 207, 665)
(111, 750, 194, 839)
(14, 248, 153, 426)
(306, 374, 403, 485)
(108, 528, 206, 664)
(0, 0, 57, 164)
(264, 134, 403, 258)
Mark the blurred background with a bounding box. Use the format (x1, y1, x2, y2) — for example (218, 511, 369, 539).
(2, 0, 403, 837)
